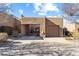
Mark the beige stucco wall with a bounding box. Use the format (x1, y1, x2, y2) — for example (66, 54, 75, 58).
(21, 24, 26, 35)
(75, 23, 79, 32)
(63, 23, 79, 33)
(0, 13, 20, 28)
(63, 23, 75, 32)
(47, 17, 63, 27)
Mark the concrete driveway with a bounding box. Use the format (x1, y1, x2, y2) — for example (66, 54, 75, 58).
(0, 36, 78, 56)
(11, 36, 77, 44)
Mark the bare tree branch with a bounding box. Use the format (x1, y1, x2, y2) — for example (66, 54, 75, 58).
(62, 3, 79, 23)
(0, 3, 11, 13)
(62, 3, 79, 16)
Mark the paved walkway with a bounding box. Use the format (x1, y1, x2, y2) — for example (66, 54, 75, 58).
(0, 36, 79, 56)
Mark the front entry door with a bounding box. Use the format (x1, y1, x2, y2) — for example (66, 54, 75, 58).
(29, 24, 40, 36)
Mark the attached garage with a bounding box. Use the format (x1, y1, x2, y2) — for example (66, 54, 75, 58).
(46, 25, 59, 37)
(45, 18, 63, 37)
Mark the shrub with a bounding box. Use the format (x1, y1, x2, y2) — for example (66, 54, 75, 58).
(0, 33, 8, 42)
(66, 32, 79, 40)
(63, 28, 72, 37)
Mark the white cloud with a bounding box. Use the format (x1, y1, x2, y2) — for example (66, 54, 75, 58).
(33, 3, 59, 16)
(44, 3, 59, 12)
(38, 12, 46, 16)
(26, 4, 30, 6)
(18, 9, 23, 15)
(33, 3, 42, 11)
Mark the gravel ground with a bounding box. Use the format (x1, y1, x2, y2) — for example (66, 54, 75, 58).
(0, 40, 79, 56)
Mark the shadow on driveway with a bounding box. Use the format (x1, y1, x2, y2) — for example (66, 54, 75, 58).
(13, 36, 44, 40)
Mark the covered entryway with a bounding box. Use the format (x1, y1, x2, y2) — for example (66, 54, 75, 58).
(23, 24, 40, 36)
(29, 24, 40, 36)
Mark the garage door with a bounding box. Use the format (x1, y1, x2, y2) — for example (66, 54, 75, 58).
(46, 25, 59, 37)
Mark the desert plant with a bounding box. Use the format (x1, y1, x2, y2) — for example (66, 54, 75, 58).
(66, 32, 79, 40)
(63, 28, 72, 37)
(0, 33, 8, 42)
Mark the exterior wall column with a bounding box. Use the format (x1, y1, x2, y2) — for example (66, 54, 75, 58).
(59, 27, 63, 37)
(21, 24, 26, 35)
(40, 19, 46, 38)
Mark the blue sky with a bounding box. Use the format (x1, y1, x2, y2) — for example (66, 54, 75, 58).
(9, 3, 63, 18)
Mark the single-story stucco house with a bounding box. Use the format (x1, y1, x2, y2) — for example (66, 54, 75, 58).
(20, 17, 63, 37)
(0, 13, 79, 37)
